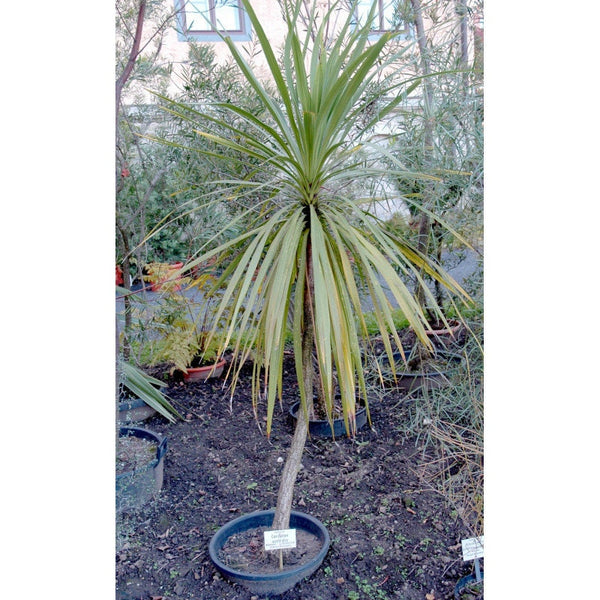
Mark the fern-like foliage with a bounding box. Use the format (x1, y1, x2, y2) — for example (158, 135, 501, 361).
(148, 277, 224, 374)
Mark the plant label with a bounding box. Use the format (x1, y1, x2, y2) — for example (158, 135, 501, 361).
(264, 528, 297, 551)
(461, 536, 484, 561)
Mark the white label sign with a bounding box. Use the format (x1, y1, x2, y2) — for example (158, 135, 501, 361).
(461, 536, 484, 561)
(264, 528, 297, 551)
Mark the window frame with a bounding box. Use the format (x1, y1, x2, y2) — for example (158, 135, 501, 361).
(174, 0, 252, 42)
(353, 0, 412, 40)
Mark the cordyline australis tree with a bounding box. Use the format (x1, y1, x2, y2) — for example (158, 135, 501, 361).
(150, 0, 470, 533)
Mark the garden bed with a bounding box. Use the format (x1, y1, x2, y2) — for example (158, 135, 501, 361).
(116, 356, 481, 600)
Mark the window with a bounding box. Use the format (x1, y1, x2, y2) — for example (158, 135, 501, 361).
(175, 0, 251, 42)
(354, 0, 411, 37)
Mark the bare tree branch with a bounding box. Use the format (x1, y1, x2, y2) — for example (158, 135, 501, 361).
(116, 0, 147, 112)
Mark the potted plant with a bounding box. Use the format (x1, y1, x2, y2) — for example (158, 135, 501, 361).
(147, 274, 227, 381)
(150, 0, 470, 593)
(177, 322, 227, 383)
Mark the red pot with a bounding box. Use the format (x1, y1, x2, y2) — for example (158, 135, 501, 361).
(425, 319, 465, 349)
(183, 358, 226, 382)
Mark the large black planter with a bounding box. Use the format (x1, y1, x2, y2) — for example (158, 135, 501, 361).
(116, 426, 167, 512)
(289, 400, 367, 438)
(209, 509, 330, 595)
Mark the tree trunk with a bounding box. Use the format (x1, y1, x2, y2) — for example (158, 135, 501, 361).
(270, 398, 310, 531)
(116, 0, 146, 122)
(410, 0, 434, 310)
(457, 0, 469, 93)
(116, 0, 146, 361)
(116, 221, 133, 360)
(271, 240, 315, 531)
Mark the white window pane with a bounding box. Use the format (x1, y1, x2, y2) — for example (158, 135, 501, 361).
(356, 0, 375, 28)
(187, 0, 212, 31)
(215, 1, 241, 30)
(382, 1, 396, 29)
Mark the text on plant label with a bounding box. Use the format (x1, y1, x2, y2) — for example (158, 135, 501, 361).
(461, 536, 484, 561)
(264, 528, 297, 551)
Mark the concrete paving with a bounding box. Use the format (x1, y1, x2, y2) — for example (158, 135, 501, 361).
(116, 248, 482, 332)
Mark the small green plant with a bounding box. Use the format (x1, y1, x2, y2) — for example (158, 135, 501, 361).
(246, 481, 258, 502)
(348, 592, 360, 600)
(373, 545, 385, 556)
(326, 514, 352, 527)
(419, 537, 434, 551)
(323, 566, 333, 577)
(353, 574, 390, 600)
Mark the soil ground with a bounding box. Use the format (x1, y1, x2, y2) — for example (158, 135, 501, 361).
(116, 355, 482, 600)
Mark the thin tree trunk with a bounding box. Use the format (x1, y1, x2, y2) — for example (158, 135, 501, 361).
(116, 0, 146, 361)
(116, 0, 146, 121)
(410, 0, 434, 310)
(116, 221, 133, 360)
(457, 0, 469, 93)
(271, 240, 315, 531)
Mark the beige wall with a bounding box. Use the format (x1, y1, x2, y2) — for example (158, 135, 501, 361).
(124, 0, 481, 103)
(160, 0, 289, 96)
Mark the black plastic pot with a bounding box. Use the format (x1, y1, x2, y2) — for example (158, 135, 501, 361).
(209, 509, 330, 595)
(289, 400, 367, 438)
(116, 426, 167, 512)
(381, 349, 463, 393)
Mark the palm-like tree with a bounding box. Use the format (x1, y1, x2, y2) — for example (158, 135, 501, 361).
(153, 0, 469, 535)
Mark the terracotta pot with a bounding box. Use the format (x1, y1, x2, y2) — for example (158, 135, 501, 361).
(425, 319, 465, 350)
(183, 358, 226, 382)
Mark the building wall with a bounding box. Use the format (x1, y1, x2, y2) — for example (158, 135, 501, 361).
(121, 0, 482, 104)
(160, 0, 289, 96)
